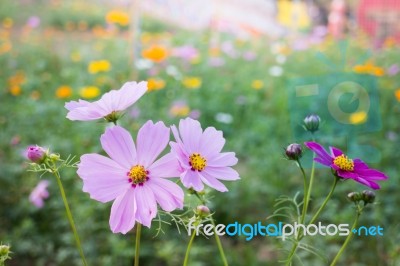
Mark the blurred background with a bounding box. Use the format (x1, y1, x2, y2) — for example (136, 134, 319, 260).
(0, 0, 399, 265)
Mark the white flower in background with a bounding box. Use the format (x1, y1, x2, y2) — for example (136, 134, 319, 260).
(166, 65, 182, 80)
(269, 66, 284, 77)
(276, 55, 286, 64)
(215, 113, 233, 124)
(135, 59, 153, 70)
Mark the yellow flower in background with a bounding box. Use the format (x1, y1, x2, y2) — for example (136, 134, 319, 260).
(147, 78, 166, 92)
(2, 18, 13, 29)
(56, 86, 73, 99)
(70, 51, 81, 62)
(182, 77, 202, 89)
(0, 40, 12, 55)
(383, 37, 396, 49)
(349, 111, 367, 125)
(251, 80, 264, 90)
(80, 86, 100, 99)
(353, 61, 384, 76)
(395, 89, 400, 102)
(9, 86, 21, 96)
(209, 47, 220, 57)
(142, 45, 168, 63)
(88, 60, 111, 74)
(170, 102, 190, 117)
(106, 10, 130, 26)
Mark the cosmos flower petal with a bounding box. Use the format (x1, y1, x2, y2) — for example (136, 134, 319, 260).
(66, 106, 104, 121)
(118, 81, 147, 110)
(178, 118, 202, 154)
(181, 171, 204, 191)
(357, 168, 388, 180)
(204, 167, 240, 180)
(354, 159, 369, 169)
(199, 172, 228, 192)
(148, 152, 182, 178)
(148, 178, 184, 211)
(136, 121, 170, 167)
(78, 154, 129, 203)
(199, 127, 225, 158)
(305, 141, 333, 162)
(170, 142, 190, 168)
(101, 126, 137, 169)
(134, 186, 157, 228)
(336, 169, 358, 179)
(352, 177, 380, 190)
(208, 152, 238, 167)
(314, 157, 332, 167)
(65, 99, 91, 111)
(110, 190, 137, 234)
(329, 146, 343, 157)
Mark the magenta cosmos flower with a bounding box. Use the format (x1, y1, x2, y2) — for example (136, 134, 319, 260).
(170, 118, 240, 192)
(305, 141, 388, 189)
(65, 81, 147, 122)
(29, 180, 50, 208)
(77, 122, 184, 234)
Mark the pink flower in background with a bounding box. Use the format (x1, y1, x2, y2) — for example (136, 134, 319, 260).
(170, 118, 240, 192)
(65, 81, 147, 122)
(208, 57, 225, 67)
(77, 123, 184, 234)
(243, 51, 256, 61)
(387, 64, 399, 76)
(29, 180, 50, 208)
(172, 45, 199, 61)
(27, 16, 41, 28)
(305, 142, 388, 189)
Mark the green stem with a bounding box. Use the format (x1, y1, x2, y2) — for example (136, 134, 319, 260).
(53, 169, 88, 266)
(183, 228, 196, 266)
(330, 206, 362, 266)
(135, 223, 142, 266)
(308, 176, 339, 225)
(297, 160, 308, 225)
(211, 218, 228, 266)
(286, 176, 339, 265)
(303, 158, 315, 222)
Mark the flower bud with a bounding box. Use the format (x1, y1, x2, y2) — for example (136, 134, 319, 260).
(347, 192, 362, 202)
(26, 145, 47, 163)
(0, 244, 10, 256)
(304, 114, 321, 133)
(362, 190, 376, 204)
(285, 143, 303, 160)
(196, 205, 210, 217)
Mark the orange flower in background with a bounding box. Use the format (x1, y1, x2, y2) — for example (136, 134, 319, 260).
(80, 86, 100, 99)
(182, 77, 202, 89)
(251, 80, 264, 90)
(147, 78, 166, 92)
(88, 60, 111, 74)
(106, 10, 130, 26)
(9, 86, 21, 96)
(353, 61, 384, 76)
(169, 101, 190, 117)
(56, 86, 73, 99)
(2, 18, 13, 29)
(395, 89, 400, 102)
(142, 45, 168, 62)
(8, 71, 25, 95)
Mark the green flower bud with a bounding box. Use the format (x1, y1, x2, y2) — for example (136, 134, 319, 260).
(304, 114, 321, 133)
(285, 143, 303, 160)
(347, 192, 362, 202)
(362, 190, 376, 204)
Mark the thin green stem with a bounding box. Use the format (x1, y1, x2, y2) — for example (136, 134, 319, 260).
(308, 177, 339, 225)
(330, 206, 362, 266)
(297, 160, 308, 225)
(53, 168, 88, 266)
(211, 217, 228, 266)
(303, 158, 315, 222)
(183, 229, 196, 266)
(134, 223, 142, 266)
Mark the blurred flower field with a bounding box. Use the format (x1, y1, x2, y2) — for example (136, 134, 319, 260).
(1, 0, 400, 265)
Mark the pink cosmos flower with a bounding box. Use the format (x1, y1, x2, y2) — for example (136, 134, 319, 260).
(65, 81, 147, 122)
(29, 180, 50, 208)
(305, 141, 388, 189)
(170, 118, 240, 192)
(77, 122, 184, 234)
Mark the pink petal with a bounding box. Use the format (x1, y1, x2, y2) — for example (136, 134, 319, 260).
(204, 166, 240, 180)
(199, 126, 225, 158)
(101, 126, 137, 169)
(148, 152, 182, 178)
(66, 106, 104, 121)
(207, 152, 238, 167)
(136, 121, 169, 168)
(336, 170, 358, 179)
(169, 141, 190, 169)
(178, 118, 202, 154)
(329, 146, 343, 157)
(181, 170, 204, 191)
(78, 154, 129, 203)
(148, 177, 184, 211)
(305, 142, 332, 165)
(356, 168, 388, 180)
(118, 81, 148, 110)
(314, 157, 332, 167)
(352, 176, 380, 190)
(353, 159, 369, 169)
(199, 171, 228, 192)
(134, 185, 157, 227)
(65, 99, 91, 111)
(110, 190, 137, 234)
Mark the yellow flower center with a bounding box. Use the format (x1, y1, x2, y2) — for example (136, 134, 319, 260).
(333, 154, 354, 171)
(128, 165, 148, 185)
(189, 153, 207, 171)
